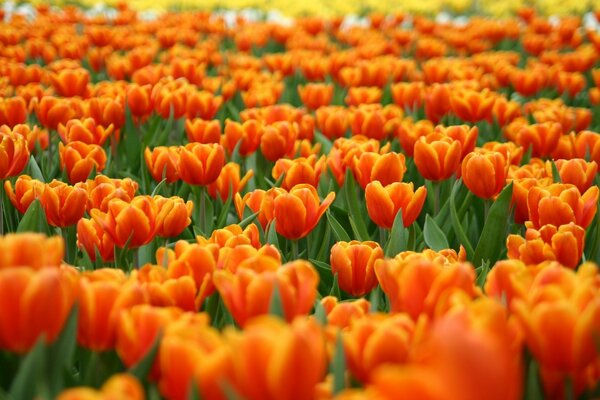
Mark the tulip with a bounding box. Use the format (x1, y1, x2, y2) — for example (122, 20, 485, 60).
(298, 83, 334, 110)
(49, 68, 90, 97)
(527, 184, 599, 229)
(177, 143, 225, 186)
(126, 84, 154, 120)
(58, 118, 113, 146)
(91, 196, 158, 249)
(144, 146, 180, 183)
(77, 218, 116, 262)
(436, 125, 478, 159)
(260, 121, 298, 162)
(345, 86, 382, 106)
(514, 122, 562, 158)
(396, 119, 434, 157)
(349, 105, 387, 141)
(185, 90, 223, 120)
(0, 267, 77, 353)
(344, 313, 415, 383)
(320, 296, 370, 328)
(548, 159, 598, 194)
(413, 135, 462, 182)
(0, 233, 64, 269)
(0, 129, 30, 180)
(59, 141, 107, 183)
(461, 150, 508, 199)
(365, 181, 427, 229)
(351, 151, 407, 189)
(315, 106, 349, 140)
(154, 196, 193, 238)
(273, 184, 335, 240)
(35, 96, 84, 130)
(57, 374, 145, 400)
(4, 174, 45, 214)
(506, 222, 586, 269)
(225, 316, 327, 400)
(449, 89, 495, 123)
(222, 119, 264, 156)
(424, 84, 451, 124)
(40, 180, 87, 227)
(0, 97, 27, 128)
(234, 187, 286, 230)
(83, 175, 139, 213)
(207, 162, 253, 202)
(185, 118, 221, 144)
(86, 97, 125, 131)
(272, 155, 326, 190)
(391, 82, 425, 111)
(330, 240, 384, 297)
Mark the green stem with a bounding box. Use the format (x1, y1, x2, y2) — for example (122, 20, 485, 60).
(0, 181, 4, 236)
(198, 185, 206, 235)
(291, 239, 299, 260)
(483, 199, 491, 222)
(433, 181, 441, 216)
(379, 227, 387, 247)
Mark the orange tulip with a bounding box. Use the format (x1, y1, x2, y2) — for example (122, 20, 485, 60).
(556, 71, 586, 98)
(461, 150, 508, 199)
(39, 180, 87, 227)
(152, 86, 187, 120)
(35, 96, 84, 131)
(222, 119, 263, 156)
(436, 125, 478, 159)
(144, 146, 180, 184)
(83, 175, 138, 213)
(0, 129, 30, 179)
(0, 267, 77, 353)
(548, 159, 598, 194)
(507, 222, 585, 269)
(185, 90, 223, 120)
(351, 151, 407, 189)
(77, 218, 116, 262)
(330, 240, 384, 297)
(527, 184, 599, 229)
(225, 316, 327, 400)
(344, 313, 415, 383)
(91, 196, 158, 249)
(59, 141, 107, 183)
(234, 187, 286, 230)
(514, 122, 562, 158)
(1, 124, 49, 153)
(320, 296, 370, 328)
(482, 141, 523, 166)
(349, 105, 387, 141)
(365, 181, 427, 229)
(4, 175, 45, 214)
(213, 260, 319, 327)
(49, 67, 90, 97)
(86, 97, 125, 131)
(185, 118, 221, 144)
(0, 97, 27, 127)
(126, 84, 154, 120)
(272, 155, 326, 190)
(424, 83, 451, 124)
(154, 196, 193, 238)
(298, 83, 334, 110)
(374, 256, 480, 319)
(575, 130, 600, 166)
(315, 106, 349, 140)
(396, 119, 434, 157)
(58, 117, 113, 146)
(57, 374, 145, 400)
(273, 184, 335, 240)
(449, 89, 495, 123)
(345, 86, 382, 106)
(260, 121, 298, 162)
(0, 233, 64, 269)
(413, 135, 462, 182)
(391, 82, 425, 111)
(207, 162, 253, 202)
(116, 305, 183, 375)
(177, 143, 225, 186)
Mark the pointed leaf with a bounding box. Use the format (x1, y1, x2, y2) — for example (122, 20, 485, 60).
(423, 214, 449, 251)
(331, 332, 346, 395)
(450, 180, 475, 258)
(9, 337, 46, 400)
(326, 211, 351, 242)
(17, 199, 50, 234)
(269, 283, 285, 319)
(384, 211, 406, 257)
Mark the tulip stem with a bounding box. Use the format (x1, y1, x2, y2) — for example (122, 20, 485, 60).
(0, 182, 4, 236)
(433, 181, 441, 216)
(379, 227, 387, 247)
(196, 185, 207, 235)
(291, 240, 299, 260)
(483, 199, 491, 222)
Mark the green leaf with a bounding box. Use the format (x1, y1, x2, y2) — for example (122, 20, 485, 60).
(46, 304, 79, 396)
(269, 283, 285, 319)
(326, 211, 351, 242)
(151, 178, 168, 197)
(313, 300, 327, 325)
(525, 356, 544, 400)
(384, 211, 406, 257)
(329, 273, 341, 299)
(266, 220, 279, 249)
(369, 285, 382, 312)
(27, 156, 45, 182)
(331, 332, 346, 395)
(450, 180, 475, 258)
(550, 161, 562, 184)
(215, 187, 234, 229)
(187, 380, 202, 400)
(17, 199, 50, 234)
(137, 243, 154, 267)
(423, 214, 449, 251)
(476, 260, 490, 288)
(343, 170, 370, 241)
(314, 131, 333, 155)
(473, 183, 514, 267)
(9, 336, 46, 400)
(128, 331, 162, 381)
(239, 210, 259, 229)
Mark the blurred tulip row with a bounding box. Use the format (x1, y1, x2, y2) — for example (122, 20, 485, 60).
(1, 3, 600, 400)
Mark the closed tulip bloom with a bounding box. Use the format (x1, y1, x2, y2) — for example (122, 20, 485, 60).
(58, 118, 113, 146)
(482, 141, 524, 166)
(234, 187, 286, 230)
(507, 222, 585, 269)
(413, 135, 462, 182)
(461, 150, 508, 199)
(0, 233, 64, 269)
(154, 196, 193, 238)
(77, 218, 116, 262)
(178, 143, 225, 186)
(351, 151, 407, 189)
(436, 125, 478, 159)
(349, 106, 387, 141)
(185, 118, 221, 144)
(225, 316, 327, 400)
(1, 124, 49, 153)
(207, 162, 253, 202)
(424, 83, 452, 124)
(575, 130, 600, 166)
(86, 97, 125, 131)
(5, 175, 45, 214)
(59, 141, 107, 183)
(272, 155, 326, 190)
(35, 96, 83, 130)
(126, 84, 153, 120)
(344, 313, 415, 383)
(40, 180, 88, 227)
(549, 159, 597, 194)
(260, 121, 298, 162)
(0, 267, 77, 353)
(298, 83, 334, 110)
(58, 374, 145, 400)
(391, 82, 425, 110)
(222, 119, 263, 156)
(514, 122, 562, 158)
(320, 296, 370, 329)
(49, 68, 90, 97)
(0, 129, 30, 179)
(185, 91, 223, 120)
(330, 241, 384, 297)
(527, 184, 599, 229)
(449, 89, 495, 123)
(273, 184, 335, 240)
(365, 181, 427, 229)
(83, 175, 139, 213)
(345, 86, 383, 106)
(396, 119, 434, 157)
(91, 196, 158, 249)
(144, 146, 180, 183)
(315, 106, 349, 140)
(0, 97, 27, 128)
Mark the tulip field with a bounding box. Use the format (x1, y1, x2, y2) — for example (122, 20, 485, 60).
(1, 2, 600, 399)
